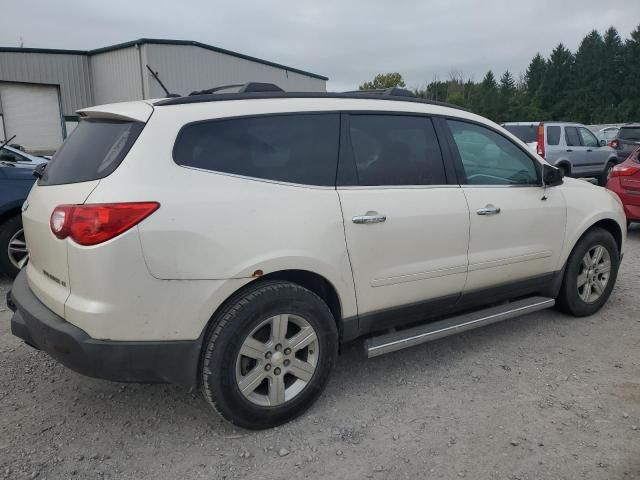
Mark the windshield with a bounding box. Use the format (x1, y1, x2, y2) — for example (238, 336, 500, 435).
(503, 124, 538, 144)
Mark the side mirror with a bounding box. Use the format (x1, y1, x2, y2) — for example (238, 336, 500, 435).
(599, 139, 607, 147)
(543, 164, 563, 187)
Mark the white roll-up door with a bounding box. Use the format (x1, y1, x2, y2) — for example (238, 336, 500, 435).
(0, 83, 64, 153)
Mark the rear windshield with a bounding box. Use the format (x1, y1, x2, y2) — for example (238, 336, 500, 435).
(39, 119, 144, 186)
(503, 124, 538, 143)
(618, 127, 640, 141)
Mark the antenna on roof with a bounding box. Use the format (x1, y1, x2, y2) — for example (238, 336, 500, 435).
(145, 65, 179, 98)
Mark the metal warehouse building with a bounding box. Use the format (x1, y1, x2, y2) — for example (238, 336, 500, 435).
(0, 38, 328, 154)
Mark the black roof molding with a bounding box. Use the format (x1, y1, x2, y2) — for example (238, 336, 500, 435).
(0, 38, 329, 81)
(155, 90, 469, 112)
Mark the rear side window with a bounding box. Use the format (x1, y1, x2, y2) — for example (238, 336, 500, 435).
(546, 126, 561, 145)
(618, 127, 640, 141)
(565, 127, 581, 147)
(39, 119, 144, 186)
(347, 115, 446, 186)
(174, 114, 339, 186)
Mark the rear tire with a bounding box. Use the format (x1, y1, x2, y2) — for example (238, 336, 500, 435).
(0, 215, 26, 278)
(599, 161, 616, 186)
(200, 280, 338, 429)
(556, 227, 619, 316)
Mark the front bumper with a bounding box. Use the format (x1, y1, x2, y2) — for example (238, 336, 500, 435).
(9, 270, 201, 388)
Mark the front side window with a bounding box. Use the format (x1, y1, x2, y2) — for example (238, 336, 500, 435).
(447, 120, 539, 185)
(565, 127, 581, 147)
(174, 114, 339, 186)
(579, 127, 599, 147)
(348, 115, 446, 186)
(0, 148, 28, 163)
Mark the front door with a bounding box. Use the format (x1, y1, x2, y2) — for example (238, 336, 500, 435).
(445, 119, 566, 293)
(337, 114, 470, 331)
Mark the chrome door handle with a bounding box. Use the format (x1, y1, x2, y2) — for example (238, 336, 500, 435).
(476, 205, 501, 216)
(352, 211, 387, 224)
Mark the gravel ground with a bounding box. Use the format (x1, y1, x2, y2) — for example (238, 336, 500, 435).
(1, 228, 639, 480)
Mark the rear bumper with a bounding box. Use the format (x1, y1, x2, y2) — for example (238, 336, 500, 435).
(9, 270, 201, 388)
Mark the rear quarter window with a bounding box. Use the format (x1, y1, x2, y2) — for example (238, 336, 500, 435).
(173, 113, 340, 186)
(39, 119, 144, 186)
(546, 126, 561, 145)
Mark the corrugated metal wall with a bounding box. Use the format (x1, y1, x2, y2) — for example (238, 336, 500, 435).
(143, 44, 326, 99)
(0, 52, 92, 116)
(89, 46, 144, 105)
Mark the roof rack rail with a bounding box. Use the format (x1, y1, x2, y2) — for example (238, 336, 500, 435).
(344, 87, 416, 98)
(155, 91, 469, 112)
(189, 82, 284, 96)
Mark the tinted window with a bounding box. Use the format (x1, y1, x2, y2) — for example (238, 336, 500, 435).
(579, 127, 599, 147)
(618, 127, 640, 141)
(0, 148, 28, 163)
(448, 120, 538, 185)
(348, 115, 445, 186)
(547, 126, 561, 145)
(39, 119, 144, 186)
(174, 114, 339, 186)
(503, 124, 538, 143)
(565, 127, 581, 147)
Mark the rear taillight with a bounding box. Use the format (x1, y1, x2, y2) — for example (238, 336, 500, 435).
(50, 202, 160, 246)
(536, 123, 545, 158)
(609, 139, 620, 149)
(609, 164, 640, 178)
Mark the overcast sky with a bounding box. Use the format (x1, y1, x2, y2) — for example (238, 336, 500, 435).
(2, 0, 639, 91)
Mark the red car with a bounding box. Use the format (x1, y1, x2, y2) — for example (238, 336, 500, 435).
(607, 146, 640, 224)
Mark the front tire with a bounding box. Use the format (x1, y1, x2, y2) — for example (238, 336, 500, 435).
(556, 227, 619, 316)
(201, 280, 338, 429)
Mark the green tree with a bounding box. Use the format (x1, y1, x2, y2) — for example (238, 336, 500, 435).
(498, 70, 517, 121)
(538, 43, 574, 119)
(601, 27, 625, 121)
(473, 70, 500, 120)
(569, 30, 604, 123)
(619, 24, 640, 119)
(359, 72, 406, 90)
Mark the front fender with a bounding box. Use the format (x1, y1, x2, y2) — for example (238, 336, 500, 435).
(558, 178, 626, 267)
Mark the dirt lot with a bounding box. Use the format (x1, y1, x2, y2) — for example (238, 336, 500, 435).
(1, 229, 639, 480)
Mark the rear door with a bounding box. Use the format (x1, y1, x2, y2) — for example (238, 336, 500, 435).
(444, 119, 565, 293)
(22, 117, 146, 317)
(337, 113, 469, 332)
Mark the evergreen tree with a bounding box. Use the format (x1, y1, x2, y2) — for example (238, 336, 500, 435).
(569, 30, 604, 123)
(601, 27, 625, 121)
(498, 70, 517, 122)
(619, 24, 640, 120)
(538, 43, 574, 119)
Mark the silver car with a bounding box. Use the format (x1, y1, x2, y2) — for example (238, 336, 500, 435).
(505, 122, 618, 185)
(610, 123, 640, 161)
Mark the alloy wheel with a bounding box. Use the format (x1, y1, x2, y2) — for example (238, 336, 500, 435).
(235, 313, 319, 407)
(577, 245, 611, 304)
(8, 228, 28, 270)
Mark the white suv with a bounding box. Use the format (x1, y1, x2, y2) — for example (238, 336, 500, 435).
(8, 84, 626, 429)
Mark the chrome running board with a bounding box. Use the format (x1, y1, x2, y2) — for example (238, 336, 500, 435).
(365, 296, 555, 358)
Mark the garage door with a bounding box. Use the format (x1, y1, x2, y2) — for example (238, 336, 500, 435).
(0, 83, 63, 153)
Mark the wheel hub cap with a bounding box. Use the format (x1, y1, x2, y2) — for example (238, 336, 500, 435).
(8, 228, 29, 270)
(235, 313, 319, 407)
(577, 245, 611, 304)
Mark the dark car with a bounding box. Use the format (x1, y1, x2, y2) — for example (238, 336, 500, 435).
(610, 123, 640, 160)
(0, 146, 42, 277)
